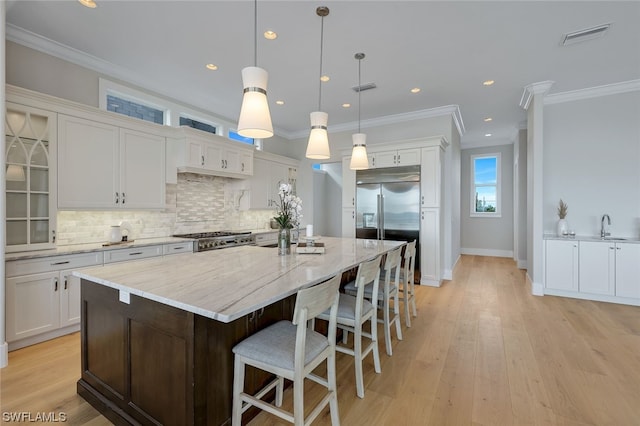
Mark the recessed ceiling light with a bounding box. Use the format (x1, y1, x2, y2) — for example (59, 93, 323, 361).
(205, 64, 218, 71)
(264, 30, 277, 40)
(78, 0, 97, 8)
(320, 75, 330, 82)
(483, 80, 495, 86)
(484, 117, 493, 122)
(410, 88, 421, 94)
(275, 100, 285, 105)
(342, 103, 351, 108)
(485, 133, 492, 137)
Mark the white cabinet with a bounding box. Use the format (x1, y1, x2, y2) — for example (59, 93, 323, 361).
(579, 241, 615, 295)
(369, 148, 421, 168)
(5, 251, 103, 347)
(104, 245, 163, 264)
(545, 240, 579, 291)
(420, 208, 440, 285)
(58, 114, 166, 209)
(249, 154, 297, 210)
(342, 157, 356, 209)
(178, 128, 253, 178)
(342, 208, 356, 238)
(420, 146, 443, 208)
(615, 243, 640, 298)
(5, 103, 57, 252)
(254, 231, 278, 246)
(163, 241, 195, 255)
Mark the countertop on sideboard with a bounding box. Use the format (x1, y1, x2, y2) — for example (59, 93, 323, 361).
(543, 234, 640, 243)
(4, 237, 195, 262)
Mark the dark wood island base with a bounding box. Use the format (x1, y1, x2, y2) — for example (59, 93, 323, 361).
(77, 279, 295, 425)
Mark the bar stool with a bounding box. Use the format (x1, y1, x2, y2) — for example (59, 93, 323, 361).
(231, 274, 342, 426)
(344, 245, 403, 356)
(317, 255, 382, 399)
(398, 240, 417, 327)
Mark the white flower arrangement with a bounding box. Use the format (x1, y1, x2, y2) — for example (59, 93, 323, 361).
(273, 183, 303, 229)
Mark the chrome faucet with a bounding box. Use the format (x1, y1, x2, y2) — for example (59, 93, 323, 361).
(601, 214, 611, 238)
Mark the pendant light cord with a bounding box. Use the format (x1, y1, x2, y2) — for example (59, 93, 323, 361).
(358, 56, 362, 133)
(318, 15, 325, 111)
(253, 0, 257, 66)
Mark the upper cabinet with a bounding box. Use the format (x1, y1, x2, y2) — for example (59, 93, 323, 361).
(341, 157, 356, 208)
(58, 114, 166, 209)
(420, 146, 443, 208)
(248, 152, 298, 210)
(173, 127, 254, 179)
(5, 103, 58, 252)
(368, 148, 421, 168)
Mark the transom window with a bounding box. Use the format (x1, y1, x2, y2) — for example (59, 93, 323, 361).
(107, 94, 164, 124)
(228, 130, 254, 145)
(179, 116, 217, 134)
(471, 153, 501, 217)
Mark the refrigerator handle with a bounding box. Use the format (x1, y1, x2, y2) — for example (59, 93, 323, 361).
(376, 194, 381, 240)
(380, 194, 385, 239)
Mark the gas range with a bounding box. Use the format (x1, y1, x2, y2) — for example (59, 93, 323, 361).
(173, 231, 254, 252)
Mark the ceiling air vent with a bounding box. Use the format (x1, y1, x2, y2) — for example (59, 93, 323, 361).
(352, 82, 377, 93)
(562, 23, 611, 46)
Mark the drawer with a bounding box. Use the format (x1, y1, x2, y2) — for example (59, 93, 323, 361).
(104, 245, 163, 264)
(254, 232, 278, 246)
(163, 242, 194, 255)
(6, 252, 104, 278)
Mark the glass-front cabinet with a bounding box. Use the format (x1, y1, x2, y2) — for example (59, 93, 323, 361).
(5, 103, 57, 252)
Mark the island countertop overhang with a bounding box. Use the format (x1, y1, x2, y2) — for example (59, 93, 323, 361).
(73, 237, 406, 323)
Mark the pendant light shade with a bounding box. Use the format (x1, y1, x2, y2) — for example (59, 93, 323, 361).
(306, 111, 330, 159)
(238, 66, 273, 139)
(237, 0, 273, 139)
(350, 53, 369, 170)
(306, 6, 331, 160)
(6, 164, 26, 182)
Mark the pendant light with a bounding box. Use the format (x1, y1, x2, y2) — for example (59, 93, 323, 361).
(237, 0, 273, 139)
(305, 6, 331, 160)
(349, 52, 369, 170)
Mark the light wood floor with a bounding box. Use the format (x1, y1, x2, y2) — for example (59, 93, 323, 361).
(1, 255, 638, 425)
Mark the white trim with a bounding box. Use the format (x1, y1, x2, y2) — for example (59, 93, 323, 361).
(419, 278, 442, 287)
(543, 288, 639, 307)
(460, 248, 514, 258)
(544, 79, 640, 105)
(517, 259, 528, 270)
(520, 81, 555, 110)
(528, 273, 544, 296)
(442, 269, 453, 281)
(470, 152, 501, 217)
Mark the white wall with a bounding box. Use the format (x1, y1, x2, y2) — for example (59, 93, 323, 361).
(543, 90, 640, 238)
(320, 163, 343, 237)
(460, 144, 514, 257)
(515, 129, 528, 268)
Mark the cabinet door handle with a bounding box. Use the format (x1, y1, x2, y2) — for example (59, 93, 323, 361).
(616, 247, 621, 250)
(248, 312, 256, 322)
(129, 252, 143, 256)
(52, 230, 56, 243)
(352, 197, 355, 206)
(64, 278, 68, 290)
(225, 159, 228, 168)
(258, 307, 265, 318)
(352, 211, 355, 219)
(201, 155, 205, 166)
(221, 159, 225, 168)
(51, 260, 70, 266)
(393, 154, 397, 164)
(122, 192, 126, 205)
(241, 162, 245, 172)
(397, 154, 400, 163)
(115, 192, 120, 204)
(54, 278, 58, 292)
(372, 157, 375, 167)
(421, 211, 424, 220)
(173, 246, 185, 250)
(421, 195, 424, 205)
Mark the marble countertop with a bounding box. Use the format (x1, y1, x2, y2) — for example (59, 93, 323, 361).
(4, 237, 195, 261)
(73, 237, 406, 323)
(543, 234, 640, 243)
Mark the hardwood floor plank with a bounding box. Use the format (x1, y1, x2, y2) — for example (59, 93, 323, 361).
(2, 255, 639, 426)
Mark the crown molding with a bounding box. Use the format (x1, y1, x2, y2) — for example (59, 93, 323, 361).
(288, 105, 465, 140)
(544, 79, 640, 105)
(519, 81, 555, 110)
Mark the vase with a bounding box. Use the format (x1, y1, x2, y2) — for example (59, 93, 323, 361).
(556, 218, 568, 236)
(278, 228, 291, 255)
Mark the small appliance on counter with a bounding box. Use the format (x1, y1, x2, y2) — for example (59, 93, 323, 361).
(105, 221, 133, 245)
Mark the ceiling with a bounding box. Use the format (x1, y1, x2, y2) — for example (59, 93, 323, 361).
(5, 1, 640, 147)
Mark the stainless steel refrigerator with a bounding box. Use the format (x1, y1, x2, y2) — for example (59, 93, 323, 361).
(355, 165, 420, 271)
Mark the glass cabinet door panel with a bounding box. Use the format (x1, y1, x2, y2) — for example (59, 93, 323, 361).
(30, 220, 50, 244)
(6, 193, 27, 218)
(6, 137, 28, 164)
(29, 140, 50, 167)
(6, 166, 27, 191)
(30, 194, 49, 217)
(5, 110, 26, 137)
(30, 168, 49, 192)
(6, 221, 28, 245)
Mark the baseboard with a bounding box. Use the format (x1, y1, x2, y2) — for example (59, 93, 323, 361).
(460, 248, 514, 258)
(8, 324, 80, 352)
(0, 342, 8, 368)
(517, 258, 528, 269)
(420, 277, 442, 287)
(527, 272, 544, 296)
(442, 254, 461, 281)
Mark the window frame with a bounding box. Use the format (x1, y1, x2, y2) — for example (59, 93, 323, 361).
(470, 153, 501, 218)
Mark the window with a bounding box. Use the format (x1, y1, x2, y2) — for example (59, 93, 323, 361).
(228, 130, 254, 145)
(179, 116, 217, 134)
(471, 153, 501, 217)
(106, 94, 164, 124)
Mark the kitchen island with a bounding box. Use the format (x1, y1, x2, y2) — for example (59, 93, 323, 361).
(73, 237, 405, 425)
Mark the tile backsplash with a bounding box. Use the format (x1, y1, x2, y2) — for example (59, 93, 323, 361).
(56, 173, 274, 245)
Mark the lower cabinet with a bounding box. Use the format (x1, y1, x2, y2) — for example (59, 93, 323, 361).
(5, 252, 104, 348)
(78, 279, 296, 426)
(342, 208, 355, 238)
(544, 239, 640, 304)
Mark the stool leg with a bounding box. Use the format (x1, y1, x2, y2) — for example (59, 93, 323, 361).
(383, 293, 392, 356)
(293, 373, 304, 426)
(354, 324, 365, 398)
(371, 314, 381, 375)
(394, 291, 403, 341)
(232, 356, 245, 426)
(327, 351, 340, 425)
(404, 282, 412, 328)
(275, 376, 284, 407)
